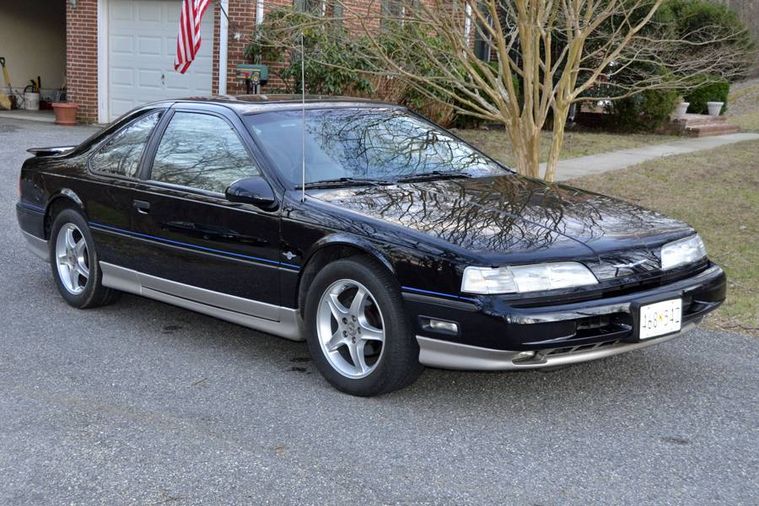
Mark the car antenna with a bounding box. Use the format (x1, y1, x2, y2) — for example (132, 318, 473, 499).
(300, 31, 306, 203)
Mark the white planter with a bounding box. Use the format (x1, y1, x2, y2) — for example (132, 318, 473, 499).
(676, 102, 690, 119)
(707, 101, 724, 117)
(24, 92, 40, 111)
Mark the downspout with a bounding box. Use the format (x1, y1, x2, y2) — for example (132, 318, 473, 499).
(218, 0, 229, 95)
(256, 0, 264, 33)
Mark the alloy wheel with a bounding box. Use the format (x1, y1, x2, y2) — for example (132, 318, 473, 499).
(316, 279, 386, 379)
(55, 223, 90, 295)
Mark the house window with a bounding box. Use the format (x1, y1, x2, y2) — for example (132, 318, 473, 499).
(474, 30, 491, 61)
(473, 3, 493, 61)
(381, 0, 403, 29)
(293, 0, 322, 15)
(294, 0, 343, 24)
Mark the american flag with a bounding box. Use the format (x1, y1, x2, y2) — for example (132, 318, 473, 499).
(174, 0, 212, 74)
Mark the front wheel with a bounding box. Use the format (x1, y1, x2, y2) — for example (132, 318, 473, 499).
(304, 257, 423, 396)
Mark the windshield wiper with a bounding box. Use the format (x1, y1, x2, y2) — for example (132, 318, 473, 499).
(395, 171, 472, 183)
(302, 177, 392, 189)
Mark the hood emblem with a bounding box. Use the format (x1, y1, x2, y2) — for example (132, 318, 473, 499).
(282, 251, 297, 261)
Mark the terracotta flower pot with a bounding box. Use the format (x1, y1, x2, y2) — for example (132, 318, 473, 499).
(52, 102, 79, 125)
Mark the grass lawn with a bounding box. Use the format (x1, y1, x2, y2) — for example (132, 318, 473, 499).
(569, 140, 759, 336)
(453, 128, 676, 167)
(456, 77, 758, 167)
(731, 111, 759, 132)
(728, 78, 759, 132)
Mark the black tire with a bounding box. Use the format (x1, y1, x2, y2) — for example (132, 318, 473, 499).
(304, 256, 423, 396)
(49, 208, 120, 309)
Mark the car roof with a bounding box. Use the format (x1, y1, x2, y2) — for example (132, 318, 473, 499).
(156, 95, 405, 114)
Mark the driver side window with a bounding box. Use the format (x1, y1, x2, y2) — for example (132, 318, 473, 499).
(150, 112, 260, 193)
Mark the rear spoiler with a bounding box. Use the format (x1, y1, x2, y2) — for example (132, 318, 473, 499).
(27, 146, 76, 157)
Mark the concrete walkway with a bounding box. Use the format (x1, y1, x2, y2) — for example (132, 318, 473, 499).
(548, 132, 759, 181)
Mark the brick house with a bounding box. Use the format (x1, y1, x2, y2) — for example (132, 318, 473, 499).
(60, 0, 389, 124)
(9, 0, 754, 124)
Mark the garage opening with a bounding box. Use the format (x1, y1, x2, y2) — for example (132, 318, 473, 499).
(0, 0, 66, 120)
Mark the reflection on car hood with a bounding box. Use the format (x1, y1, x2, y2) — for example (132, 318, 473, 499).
(308, 175, 693, 262)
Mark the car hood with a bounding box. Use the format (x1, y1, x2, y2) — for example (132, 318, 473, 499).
(308, 175, 693, 263)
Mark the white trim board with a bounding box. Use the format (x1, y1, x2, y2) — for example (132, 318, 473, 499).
(97, 0, 108, 124)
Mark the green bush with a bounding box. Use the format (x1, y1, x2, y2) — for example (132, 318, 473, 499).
(683, 75, 730, 115)
(611, 89, 680, 132)
(664, 0, 756, 80)
(244, 8, 373, 96)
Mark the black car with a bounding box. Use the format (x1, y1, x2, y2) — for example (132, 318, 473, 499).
(16, 96, 726, 396)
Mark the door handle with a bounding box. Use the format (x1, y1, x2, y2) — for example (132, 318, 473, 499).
(133, 200, 151, 215)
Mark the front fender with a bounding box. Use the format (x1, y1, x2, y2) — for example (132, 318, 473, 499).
(304, 232, 396, 275)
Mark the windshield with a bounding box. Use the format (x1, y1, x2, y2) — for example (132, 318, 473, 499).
(244, 108, 507, 186)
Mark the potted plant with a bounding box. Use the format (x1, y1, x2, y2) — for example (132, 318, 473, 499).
(707, 101, 724, 117)
(675, 99, 690, 119)
(52, 102, 78, 125)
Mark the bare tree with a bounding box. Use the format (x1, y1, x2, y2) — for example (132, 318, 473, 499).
(251, 0, 755, 181)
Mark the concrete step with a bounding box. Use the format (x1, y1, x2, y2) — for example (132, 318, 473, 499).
(673, 114, 728, 127)
(684, 123, 740, 137)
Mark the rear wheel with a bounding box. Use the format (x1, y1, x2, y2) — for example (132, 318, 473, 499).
(49, 208, 119, 308)
(304, 257, 423, 396)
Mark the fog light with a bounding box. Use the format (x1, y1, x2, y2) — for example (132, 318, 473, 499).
(429, 319, 459, 334)
(420, 317, 459, 335)
(512, 351, 537, 363)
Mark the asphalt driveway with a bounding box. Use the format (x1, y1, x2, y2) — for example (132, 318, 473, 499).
(1, 118, 757, 504)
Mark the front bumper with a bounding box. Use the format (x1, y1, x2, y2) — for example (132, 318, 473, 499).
(403, 264, 726, 370)
(417, 322, 696, 370)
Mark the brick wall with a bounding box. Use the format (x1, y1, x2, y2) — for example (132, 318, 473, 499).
(210, 0, 384, 95)
(212, 0, 295, 95)
(211, 0, 260, 95)
(66, 0, 99, 123)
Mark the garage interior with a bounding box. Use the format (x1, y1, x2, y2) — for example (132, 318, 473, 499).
(0, 0, 66, 120)
(0, 0, 215, 124)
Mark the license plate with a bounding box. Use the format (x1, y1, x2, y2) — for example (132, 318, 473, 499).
(639, 298, 682, 340)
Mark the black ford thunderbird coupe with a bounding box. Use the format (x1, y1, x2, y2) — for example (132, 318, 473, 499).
(16, 96, 726, 396)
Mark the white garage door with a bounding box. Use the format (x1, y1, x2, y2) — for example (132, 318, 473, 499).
(107, 0, 213, 121)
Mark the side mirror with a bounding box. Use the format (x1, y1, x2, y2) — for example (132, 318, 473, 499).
(225, 176, 278, 210)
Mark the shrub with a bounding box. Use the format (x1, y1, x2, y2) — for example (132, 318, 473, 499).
(244, 8, 373, 96)
(683, 75, 730, 115)
(664, 0, 756, 80)
(610, 89, 680, 132)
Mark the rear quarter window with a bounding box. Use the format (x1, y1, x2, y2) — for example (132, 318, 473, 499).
(89, 111, 162, 178)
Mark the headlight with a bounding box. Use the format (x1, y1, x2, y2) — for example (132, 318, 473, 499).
(660, 234, 707, 270)
(461, 262, 598, 294)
